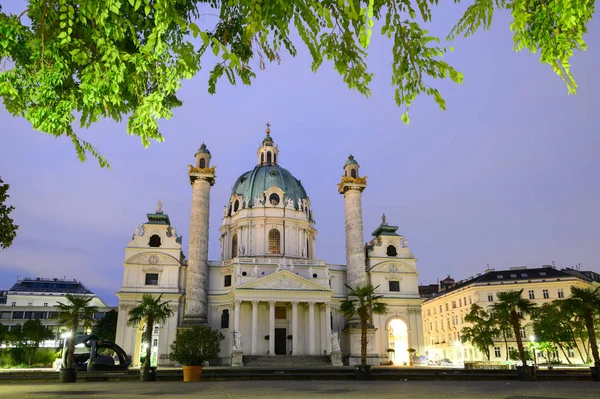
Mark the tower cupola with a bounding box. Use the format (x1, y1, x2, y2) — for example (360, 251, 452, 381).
(195, 143, 211, 169)
(257, 123, 279, 166)
(343, 154, 360, 179)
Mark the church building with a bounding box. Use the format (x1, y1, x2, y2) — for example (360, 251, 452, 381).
(115, 126, 424, 367)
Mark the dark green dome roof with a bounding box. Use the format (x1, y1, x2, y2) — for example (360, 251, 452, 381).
(195, 143, 211, 155)
(230, 164, 308, 208)
(344, 154, 358, 168)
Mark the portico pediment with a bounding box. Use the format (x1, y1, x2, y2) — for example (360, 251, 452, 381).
(236, 270, 331, 292)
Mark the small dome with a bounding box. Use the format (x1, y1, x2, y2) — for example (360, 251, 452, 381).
(262, 132, 274, 147)
(230, 165, 308, 208)
(344, 154, 358, 168)
(195, 143, 211, 155)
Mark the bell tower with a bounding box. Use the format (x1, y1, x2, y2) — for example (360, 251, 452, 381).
(338, 154, 367, 289)
(183, 143, 216, 326)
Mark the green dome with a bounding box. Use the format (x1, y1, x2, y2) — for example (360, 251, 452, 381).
(195, 143, 211, 155)
(230, 165, 308, 209)
(344, 154, 358, 168)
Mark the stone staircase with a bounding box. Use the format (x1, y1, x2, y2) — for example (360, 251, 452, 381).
(243, 355, 331, 367)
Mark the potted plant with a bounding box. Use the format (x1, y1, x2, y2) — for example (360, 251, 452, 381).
(55, 294, 98, 383)
(340, 283, 388, 380)
(407, 348, 416, 366)
(127, 294, 174, 382)
(169, 326, 224, 382)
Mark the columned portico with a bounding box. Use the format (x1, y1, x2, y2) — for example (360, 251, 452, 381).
(292, 301, 298, 355)
(269, 300, 276, 355)
(308, 301, 316, 355)
(251, 300, 258, 355)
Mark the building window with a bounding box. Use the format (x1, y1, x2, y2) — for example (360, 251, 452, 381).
(12, 311, 23, 319)
(221, 310, 229, 328)
(231, 234, 238, 258)
(267, 151, 272, 163)
(445, 304, 449, 311)
(11, 302, 16, 307)
(427, 309, 431, 317)
(452, 301, 456, 309)
(233, 199, 239, 212)
(520, 328, 526, 338)
(351, 169, 357, 178)
(567, 348, 575, 358)
(386, 245, 397, 256)
(542, 289, 549, 299)
(43, 303, 48, 307)
(389, 281, 400, 292)
(199, 158, 206, 168)
(459, 299, 462, 307)
(439, 305, 442, 313)
(224, 275, 232, 287)
(268, 229, 280, 254)
(528, 290, 535, 299)
(148, 234, 162, 247)
(494, 347, 501, 358)
(557, 288, 564, 299)
(487, 293, 494, 302)
(269, 193, 280, 206)
(261, 153, 264, 164)
(468, 297, 472, 305)
(145, 273, 159, 285)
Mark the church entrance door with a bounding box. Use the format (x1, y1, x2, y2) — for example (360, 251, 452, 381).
(274, 328, 287, 355)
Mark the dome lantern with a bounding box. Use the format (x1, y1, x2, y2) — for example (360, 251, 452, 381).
(257, 122, 279, 166)
(195, 143, 212, 169)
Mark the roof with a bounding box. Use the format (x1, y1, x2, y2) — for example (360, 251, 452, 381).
(8, 278, 92, 294)
(229, 164, 308, 211)
(146, 212, 171, 225)
(344, 154, 358, 168)
(423, 267, 578, 303)
(371, 221, 400, 237)
(195, 143, 211, 155)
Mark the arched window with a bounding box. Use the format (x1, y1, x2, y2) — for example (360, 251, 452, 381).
(351, 169, 357, 178)
(274, 153, 277, 164)
(233, 200, 239, 212)
(231, 234, 238, 258)
(267, 151, 272, 163)
(268, 229, 280, 254)
(149, 235, 161, 247)
(261, 153, 264, 164)
(199, 158, 206, 168)
(306, 238, 310, 259)
(386, 245, 397, 257)
(221, 309, 230, 329)
(269, 193, 280, 206)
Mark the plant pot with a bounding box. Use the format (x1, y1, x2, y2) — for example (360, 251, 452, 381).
(60, 368, 77, 383)
(591, 366, 600, 382)
(183, 365, 204, 382)
(354, 365, 372, 381)
(516, 365, 536, 381)
(140, 366, 157, 382)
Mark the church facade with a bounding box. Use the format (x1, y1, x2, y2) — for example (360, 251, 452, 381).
(115, 127, 424, 367)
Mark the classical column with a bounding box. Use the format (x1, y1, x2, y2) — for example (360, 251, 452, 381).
(292, 301, 298, 355)
(338, 155, 367, 289)
(308, 301, 316, 355)
(251, 300, 259, 355)
(184, 158, 216, 325)
(234, 300, 241, 333)
(325, 302, 332, 354)
(269, 301, 275, 355)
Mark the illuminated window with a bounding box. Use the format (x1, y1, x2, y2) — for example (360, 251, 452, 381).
(268, 229, 280, 254)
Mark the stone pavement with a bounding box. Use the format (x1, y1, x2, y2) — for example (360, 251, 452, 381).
(0, 380, 598, 399)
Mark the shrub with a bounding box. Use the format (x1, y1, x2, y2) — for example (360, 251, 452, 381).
(169, 326, 224, 366)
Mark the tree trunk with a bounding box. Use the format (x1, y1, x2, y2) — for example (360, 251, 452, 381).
(67, 317, 78, 369)
(143, 318, 154, 376)
(557, 343, 571, 364)
(511, 313, 528, 368)
(566, 325, 585, 364)
(579, 331, 590, 362)
(502, 330, 509, 361)
(360, 314, 367, 366)
(583, 309, 600, 368)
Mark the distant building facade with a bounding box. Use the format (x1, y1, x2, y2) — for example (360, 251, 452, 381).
(421, 266, 600, 365)
(0, 277, 111, 347)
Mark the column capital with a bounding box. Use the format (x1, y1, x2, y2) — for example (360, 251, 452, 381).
(291, 301, 299, 306)
(252, 300, 259, 305)
(338, 177, 367, 194)
(269, 300, 276, 306)
(188, 165, 216, 186)
(235, 299, 242, 305)
(308, 301, 316, 306)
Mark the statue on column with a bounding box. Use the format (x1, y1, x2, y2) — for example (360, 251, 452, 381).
(308, 266, 314, 278)
(157, 200, 163, 213)
(324, 266, 330, 279)
(251, 265, 259, 277)
(331, 331, 341, 352)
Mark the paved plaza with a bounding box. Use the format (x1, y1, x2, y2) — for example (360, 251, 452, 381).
(0, 381, 598, 399)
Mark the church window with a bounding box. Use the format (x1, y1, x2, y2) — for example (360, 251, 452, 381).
(386, 245, 397, 256)
(233, 200, 239, 212)
(149, 235, 161, 247)
(224, 275, 232, 287)
(269, 193, 280, 206)
(351, 169, 357, 178)
(268, 229, 280, 254)
(261, 153, 264, 164)
(267, 151, 272, 163)
(221, 310, 230, 329)
(275, 306, 286, 319)
(231, 234, 238, 258)
(145, 273, 159, 285)
(389, 281, 400, 292)
(274, 153, 277, 163)
(199, 158, 206, 168)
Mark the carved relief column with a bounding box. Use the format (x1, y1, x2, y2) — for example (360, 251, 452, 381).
(251, 300, 259, 355)
(269, 300, 276, 355)
(292, 301, 298, 355)
(308, 301, 316, 355)
(338, 155, 367, 289)
(184, 152, 216, 326)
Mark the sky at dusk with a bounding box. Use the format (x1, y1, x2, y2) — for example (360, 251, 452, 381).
(1, 2, 599, 306)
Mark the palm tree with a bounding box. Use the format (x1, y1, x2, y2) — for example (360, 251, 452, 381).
(127, 294, 174, 380)
(460, 304, 499, 361)
(340, 284, 388, 367)
(565, 286, 600, 370)
(492, 290, 536, 369)
(55, 294, 98, 370)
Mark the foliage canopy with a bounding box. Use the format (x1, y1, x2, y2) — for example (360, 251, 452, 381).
(0, 177, 18, 249)
(0, 0, 594, 167)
